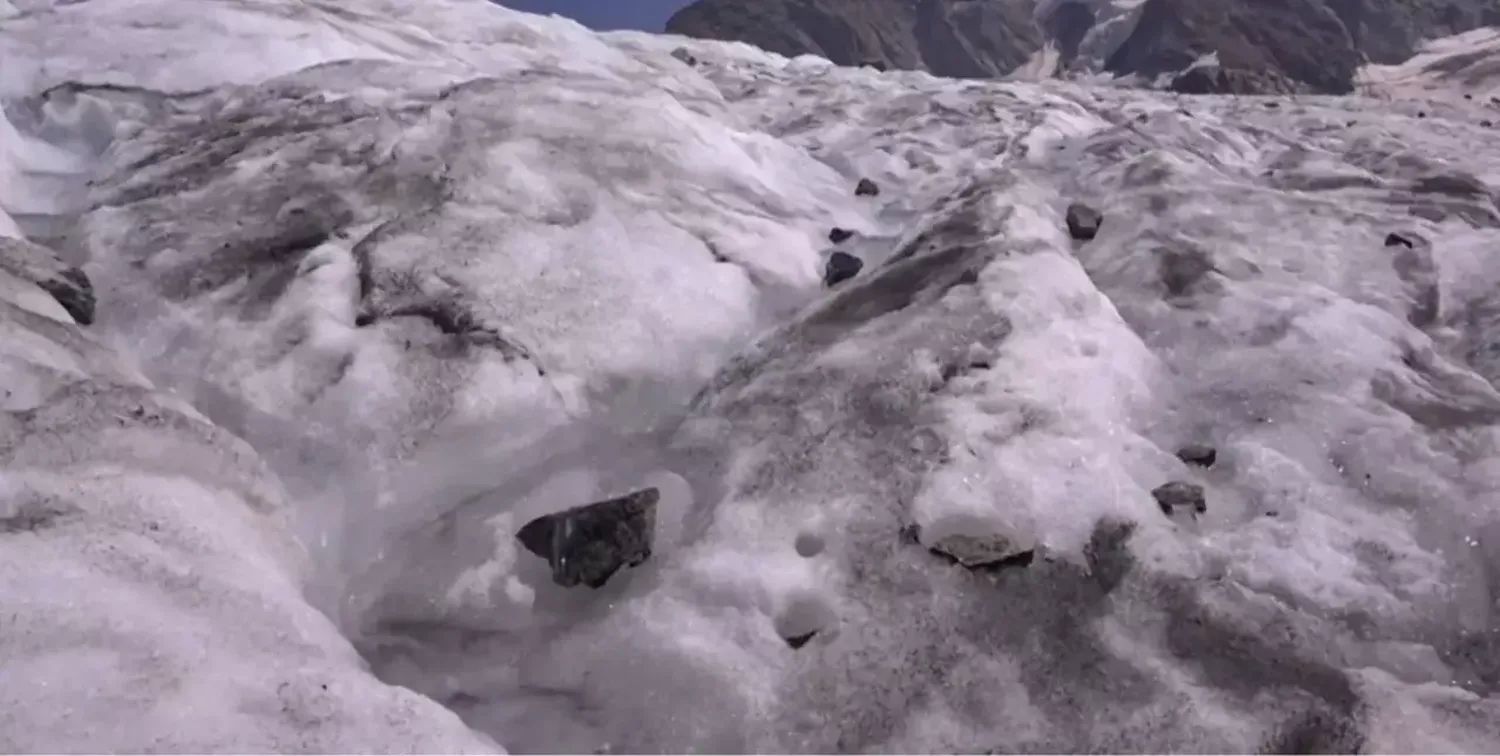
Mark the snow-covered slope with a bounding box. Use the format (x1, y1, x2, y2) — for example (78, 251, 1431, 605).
(4, 0, 1500, 752)
(1360, 26, 1500, 100)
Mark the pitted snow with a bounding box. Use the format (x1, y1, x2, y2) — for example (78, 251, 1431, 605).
(3, 0, 1500, 752)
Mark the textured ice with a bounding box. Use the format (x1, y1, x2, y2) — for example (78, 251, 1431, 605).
(4, 0, 1500, 752)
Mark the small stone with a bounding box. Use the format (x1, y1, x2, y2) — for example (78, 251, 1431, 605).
(1152, 481, 1207, 516)
(1065, 203, 1103, 241)
(670, 47, 698, 66)
(915, 521, 1035, 573)
(1384, 232, 1414, 249)
(515, 488, 658, 589)
(1176, 444, 1218, 468)
(1483, 120, 1494, 128)
(854, 178, 880, 197)
(824, 251, 864, 288)
(1416, 111, 1427, 119)
(827, 227, 855, 244)
(784, 631, 817, 649)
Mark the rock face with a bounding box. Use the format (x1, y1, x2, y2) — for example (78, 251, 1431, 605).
(665, 0, 1500, 94)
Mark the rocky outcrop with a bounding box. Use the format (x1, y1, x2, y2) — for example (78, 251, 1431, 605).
(1101, 0, 1359, 94)
(665, 0, 1500, 94)
(0, 237, 94, 325)
(664, 0, 1046, 79)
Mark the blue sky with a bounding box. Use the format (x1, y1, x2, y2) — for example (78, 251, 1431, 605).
(495, 0, 695, 31)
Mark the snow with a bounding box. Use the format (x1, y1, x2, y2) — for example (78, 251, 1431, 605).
(1359, 27, 1500, 99)
(4, 0, 1500, 752)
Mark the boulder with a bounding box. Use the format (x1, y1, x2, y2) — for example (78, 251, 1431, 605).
(516, 488, 659, 589)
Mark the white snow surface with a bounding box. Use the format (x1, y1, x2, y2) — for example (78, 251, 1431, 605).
(4, 0, 1500, 752)
(1360, 27, 1500, 99)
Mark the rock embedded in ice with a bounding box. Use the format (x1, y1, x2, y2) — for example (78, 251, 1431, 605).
(1384, 231, 1415, 248)
(783, 631, 817, 649)
(827, 227, 854, 244)
(1176, 444, 1218, 468)
(854, 177, 880, 197)
(823, 250, 864, 288)
(0, 237, 95, 325)
(1064, 202, 1103, 241)
(913, 517, 1038, 572)
(1152, 480, 1208, 517)
(515, 487, 659, 589)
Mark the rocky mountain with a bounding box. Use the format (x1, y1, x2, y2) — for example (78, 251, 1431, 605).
(664, 0, 1500, 94)
(6, 0, 1500, 752)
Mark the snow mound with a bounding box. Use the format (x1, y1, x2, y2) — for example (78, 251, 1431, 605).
(3, 0, 1500, 752)
(1358, 27, 1500, 99)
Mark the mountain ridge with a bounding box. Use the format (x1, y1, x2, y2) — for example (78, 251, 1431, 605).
(663, 0, 1500, 93)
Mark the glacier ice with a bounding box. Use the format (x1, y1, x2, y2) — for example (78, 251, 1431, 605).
(4, 0, 1500, 752)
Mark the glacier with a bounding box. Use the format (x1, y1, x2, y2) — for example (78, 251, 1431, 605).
(4, 0, 1500, 751)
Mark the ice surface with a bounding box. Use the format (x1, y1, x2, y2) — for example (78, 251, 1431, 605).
(4, 0, 1500, 752)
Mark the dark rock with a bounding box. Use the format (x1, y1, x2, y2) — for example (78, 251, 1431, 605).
(824, 251, 864, 288)
(917, 522, 1036, 573)
(1483, 120, 1494, 128)
(1104, 0, 1355, 94)
(0, 237, 97, 326)
(1152, 480, 1208, 516)
(784, 631, 817, 649)
(1417, 110, 1427, 118)
(827, 227, 855, 244)
(670, 47, 699, 66)
(515, 488, 659, 589)
(1044, 1, 1097, 61)
(1065, 202, 1103, 241)
(859, 59, 888, 72)
(36, 267, 96, 326)
(1083, 518, 1138, 595)
(1176, 444, 1218, 468)
(854, 178, 881, 197)
(1384, 232, 1414, 248)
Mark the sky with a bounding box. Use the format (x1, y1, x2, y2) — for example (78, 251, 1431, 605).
(493, 0, 695, 31)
